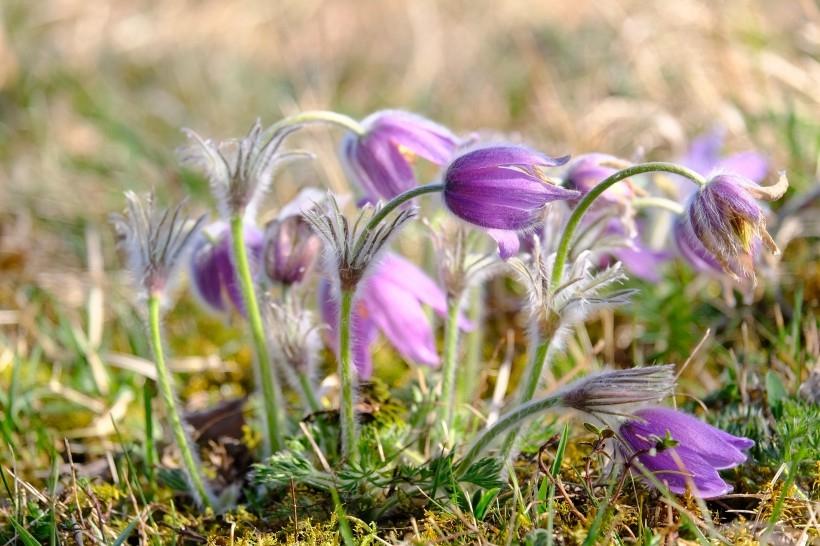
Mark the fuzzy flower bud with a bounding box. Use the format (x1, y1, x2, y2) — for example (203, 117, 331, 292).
(181, 121, 311, 220)
(342, 110, 458, 201)
(442, 145, 576, 231)
(559, 365, 676, 416)
(619, 407, 754, 498)
(684, 172, 788, 283)
(303, 194, 416, 290)
(111, 192, 205, 303)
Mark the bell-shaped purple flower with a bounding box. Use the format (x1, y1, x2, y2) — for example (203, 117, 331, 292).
(684, 173, 787, 282)
(442, 145, 576, 232)
(619, 407, 754, 498)
(189, 221, 263, 314)
(342, 110, 459, 201)
(320, 252, 472, 379)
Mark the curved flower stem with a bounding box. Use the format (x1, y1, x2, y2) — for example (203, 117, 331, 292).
(338, 288, 358, 462)
(497, 336, 551, 459)
(632, 196, 685, 215)
(229, 216, 284, 455)
(267, 110, 366, 137)
(457, 392, 562, 475)
(147, 296, 213, 509)
(365, 183, 445, 230)
(550, 162, 705, 290)
(437, 292, 464, 448)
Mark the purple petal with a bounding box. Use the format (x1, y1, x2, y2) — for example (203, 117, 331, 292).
(673, 217, 722, 273)
(630, 407, 753, 469)
(444, 169, 578, 230)
(363, 272, 441, 366)
(486, 228, 521, 260)
(680, 128, 724, 176)
(611, 243, 670, 282)
(448, 146, 570, 174)
(632, 445, 733, 498)
(372, 253, 473, 329)
(718, 152, 769, 183)
(366, 110, 458, 165)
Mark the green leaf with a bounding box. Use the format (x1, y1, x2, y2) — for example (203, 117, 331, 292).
(474, 487, 501, 521)
(766, 371, 788, 412)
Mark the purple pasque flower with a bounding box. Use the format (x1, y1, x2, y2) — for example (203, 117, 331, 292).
(619, 407, 754, 498)
(684, 173, 788, 282)
(320, 252, 472, 379)
(442, 145, 576, 232)
(342, 110, 459, 201)
(263, 189, 324, 286)
(189, 221, 263, 314)
(678, 128, 769, 201)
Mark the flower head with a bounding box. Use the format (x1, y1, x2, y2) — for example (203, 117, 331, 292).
(263, 188, 324, 286)
(559, 365, 676, 417)
(342, 110, 458, 201)
(188, 221, 263, 315)
(510, 246, 636, 333)
(684, 173, 788, 283)
(619, 407, 754, 498)
(181, 121, 311, 220)
(442, 145, 576, 231)
(319, 252, 472, 378)
(111, 192, 206, 302)
(303, 194, 416, 289)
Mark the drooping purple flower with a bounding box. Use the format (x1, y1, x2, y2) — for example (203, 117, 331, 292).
(684, 173, 788, 282)
(619, 407, 754, 498)
(677, 128, 769, 201)
(342, 110, 459, 201)
(189, 221, 263, 314)
(320, 252, 472, 379)
(442, 145, 575, 232)
(262, 189, 324, 286)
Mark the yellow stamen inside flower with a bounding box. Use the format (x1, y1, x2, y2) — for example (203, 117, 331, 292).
(397, 144, 417, 163)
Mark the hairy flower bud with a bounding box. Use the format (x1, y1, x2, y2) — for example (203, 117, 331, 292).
(559, 365, 676, 416)
(684, 172, 788, 283)
(111, 191, 205, 304)
(181, 121, 311, 220)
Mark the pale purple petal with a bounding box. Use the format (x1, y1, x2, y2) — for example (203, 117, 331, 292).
(718, 152, 769, 183)
(363, 273, 441, 367)
(371, 253, 473, 329)
(486, 228, 521, 260)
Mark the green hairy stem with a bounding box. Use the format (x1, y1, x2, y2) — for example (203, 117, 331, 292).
(147, 296, 213, 509)
(230, 215, 285, 455)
